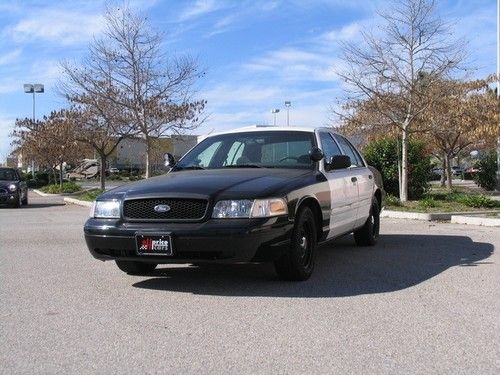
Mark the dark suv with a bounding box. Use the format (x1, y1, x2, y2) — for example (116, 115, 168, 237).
(0, 168, 28, 208)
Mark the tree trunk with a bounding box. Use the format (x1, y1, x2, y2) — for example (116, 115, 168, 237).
(400, 129, 408, 202)
(99, 154, 107, 191)
(51, 167, 57, 185)
(440, 155, 446, 187)
(145, 136, 151, 179)
(445, 154, 453, 190)
(59, 161, 64, 189)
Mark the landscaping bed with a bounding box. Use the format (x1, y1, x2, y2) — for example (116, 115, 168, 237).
(385, 188, 500, 213)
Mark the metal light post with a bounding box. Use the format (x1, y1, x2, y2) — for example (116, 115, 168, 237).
(23, 83, 44, 178)
(271, 109, 280, 126)
(497, 0, 500, 189)
(284, 101, 291, 127)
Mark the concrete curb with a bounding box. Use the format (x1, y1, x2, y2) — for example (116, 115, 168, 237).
(32, 189, 59, 197)
(63, 197, 93, 208)
(450, 215, 500, 227)
(381, 209, 500, 222)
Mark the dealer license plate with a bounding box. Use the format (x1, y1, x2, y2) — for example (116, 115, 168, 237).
(135, 233, 173, 256)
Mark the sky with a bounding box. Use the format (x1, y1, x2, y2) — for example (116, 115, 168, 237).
(0, 0, 497, 162)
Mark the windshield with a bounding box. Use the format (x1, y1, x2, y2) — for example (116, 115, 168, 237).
(174, 131, 316, 170)
(0, 169, 17, 181)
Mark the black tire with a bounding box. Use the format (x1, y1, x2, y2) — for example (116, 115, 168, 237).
(354, 199, 380, 246)
(12, 193, 21, 208)
(22, 192, 28, 206)
(115, 260, 157, 275)
(274, 206, 317, 281)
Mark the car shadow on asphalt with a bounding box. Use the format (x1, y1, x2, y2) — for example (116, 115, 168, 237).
(132, 234, 494, 298)
(0, 203, 66, 209)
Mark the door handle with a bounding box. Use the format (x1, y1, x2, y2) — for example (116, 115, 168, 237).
(351, 177, 357, 183)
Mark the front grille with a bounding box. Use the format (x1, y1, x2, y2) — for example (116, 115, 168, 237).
(123, 198, 208, 221)
(0, 188, 7, 195)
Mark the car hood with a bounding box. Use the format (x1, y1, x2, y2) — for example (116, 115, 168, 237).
(101, 168, 313, 201)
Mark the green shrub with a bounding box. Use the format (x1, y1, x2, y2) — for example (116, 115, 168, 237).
(418, 196, 438, 209)
(76, 189, 104, 201)
(129, 175, 144, 181)
(108, 174, 123, 181)
(363, 137, 431, 199)
(385, 194, 402, 207)
(473, 152, 498, 191)
(455, 194, 498, 209)
(40, 182, 82, 194)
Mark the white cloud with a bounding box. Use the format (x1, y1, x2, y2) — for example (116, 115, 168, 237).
(6, 9, 104, 45)
(203, 84, 282, 106)
(0, 48, 22, 66)
(242, 47, 342, 83)
(0, 114, 15, 163)
(319, 23, 362, 43)
(179, 0, 222, 22)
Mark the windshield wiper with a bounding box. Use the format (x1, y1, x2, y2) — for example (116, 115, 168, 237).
(176, 165, 206, 171)
(224, 164, 263, 168)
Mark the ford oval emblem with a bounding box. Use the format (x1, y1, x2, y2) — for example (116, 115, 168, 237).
(154, 204, 171, 213)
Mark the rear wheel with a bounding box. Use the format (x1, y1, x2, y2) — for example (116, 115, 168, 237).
(354, 199, 380, 246)
(115, 260, 157, 275)
(274, 206, 317, 281)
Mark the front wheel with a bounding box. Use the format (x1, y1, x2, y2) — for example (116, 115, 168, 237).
(274, 206, 317, 281)
(354, 199, 380, 246)
(12, 193, 22, 208)
(22, 192, 28, 206)
(115, 260, 157, 275)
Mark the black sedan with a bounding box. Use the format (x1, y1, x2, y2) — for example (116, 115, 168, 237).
(0, 168, 28, 208)
(84, 127, 384, 281)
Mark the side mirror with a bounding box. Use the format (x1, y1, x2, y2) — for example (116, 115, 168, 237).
(309, 147, 324, 162)
(164, 153, 176, 167)
(326, 155, 351, 171)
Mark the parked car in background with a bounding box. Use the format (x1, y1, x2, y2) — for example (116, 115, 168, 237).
(0, 168, 28, 208)
(451, 166, 464, 176)
(84, 126, 384, 281)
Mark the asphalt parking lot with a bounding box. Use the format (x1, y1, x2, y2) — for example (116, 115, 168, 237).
(0, 193, 498, 374)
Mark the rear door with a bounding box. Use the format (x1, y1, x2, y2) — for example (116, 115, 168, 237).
(318, 131, 358, 238)
(333, 135, 374, 229)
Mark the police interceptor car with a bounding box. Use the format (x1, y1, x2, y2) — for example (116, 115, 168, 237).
(84, 126, 384, 281)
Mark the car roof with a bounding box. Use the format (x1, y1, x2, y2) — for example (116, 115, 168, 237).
(205, 125, 337, 138)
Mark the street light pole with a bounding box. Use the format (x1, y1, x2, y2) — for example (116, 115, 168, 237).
(497, 0, 500, 189)
(284, 101, 291, 127)
(23, 83, 44, 178)
(271, 109, 280, 126)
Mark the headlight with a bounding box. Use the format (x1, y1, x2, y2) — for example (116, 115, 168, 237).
(8, 184, 17, 192)
(93, 200, 121, 218)
(212, 198, 287, 218)
(212, 200, 254, 218)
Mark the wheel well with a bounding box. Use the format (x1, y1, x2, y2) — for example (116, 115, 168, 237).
(296, 197, 323, 242)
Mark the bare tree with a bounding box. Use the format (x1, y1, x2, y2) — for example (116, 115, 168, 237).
(336, 0, 464, 202)
(59, 72, 134, 190)
(61, 4, 205, 178)
(12, 111, 88, 187)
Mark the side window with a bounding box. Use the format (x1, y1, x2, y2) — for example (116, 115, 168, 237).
(318, 132, 342, 161)
(334, 135, 364, 167)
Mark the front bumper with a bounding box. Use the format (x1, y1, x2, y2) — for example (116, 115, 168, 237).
(84, 216, 293, 263)
(0, 191, 19, 205)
